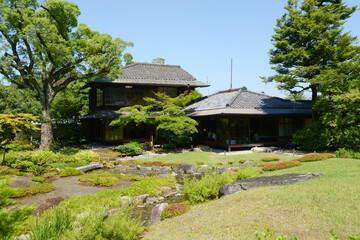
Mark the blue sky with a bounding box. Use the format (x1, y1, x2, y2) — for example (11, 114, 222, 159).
(70, 0, 360, 97)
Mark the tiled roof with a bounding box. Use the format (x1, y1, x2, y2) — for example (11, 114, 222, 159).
(95, 62, 209, 87)
(185, 87, 312, 116)
(82, 110, 128, 119)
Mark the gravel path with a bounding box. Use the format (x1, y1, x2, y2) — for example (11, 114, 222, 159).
(12, 176, 133, 214)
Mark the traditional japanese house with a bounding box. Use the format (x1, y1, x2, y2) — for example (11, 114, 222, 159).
(184, 87, 312, 151)
(81, 62, 208, 143)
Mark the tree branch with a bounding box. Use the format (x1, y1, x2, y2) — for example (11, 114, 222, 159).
(40, 5, 68, 40)
(36, 31, 56, 65)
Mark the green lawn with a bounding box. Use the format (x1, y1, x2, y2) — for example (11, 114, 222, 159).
(136, 151, 297, 166)
(142, 158, 360, 240)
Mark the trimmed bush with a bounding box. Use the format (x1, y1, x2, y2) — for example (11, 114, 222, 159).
(162, 143, 176, 149)
(59, 168, 84, 177)
(8, 183, 56, 198)
(29, 165, 48, 176)
(31, 176, 45, 183)
(115, 142, 143, 155)
(262, 160, 301, 171)
(239, 159, 247, 164)
(261, 157, 280, 162)
(161, 203, 190, 220)
(228, 161, 234, 165)
(295, 153, 336, 162)
(69, 150, 99, 163)
(78, 174, 118, 187)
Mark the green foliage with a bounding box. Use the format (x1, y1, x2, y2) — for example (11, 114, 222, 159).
(123, 53, 134, 65)
(295, 153, 336, 163)
(261, 157, 280, 162)
(59, 168, 84, 177)
(61, 206, 145, 240)
(11, 160, 34, 172)
(29, 165, 48, 176)
(0, 180, 35, 240)
(161, 203, 190, 220)
(0, 83, 41, 115)
(0, 0, 132, 149)
(70, 150, 99, 163)
(111, 90, 202, 147)
(162, 143, 176, 149)
(336, 148, 360, 159)
(1, 182, 56, 198)
(293, 121, 330, 151)
(31, 176, 45, 183)
(255, 229, 296, 240)
(262, 160, 301, 171)
(115, 141, 143, 155)
(183, 169, 259, 205)
(78, 174, 118, 186)
(6, 137, 35, 152)
(151, 57, 165, 64)
(30, 208, 74, 240)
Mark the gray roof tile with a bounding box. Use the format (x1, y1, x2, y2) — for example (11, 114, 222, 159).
(185, 87, 312, 116)
(96, 63, 209, 87)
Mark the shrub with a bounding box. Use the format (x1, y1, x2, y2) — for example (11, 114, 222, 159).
(183, 171, 238, 205)
(10, 183, 56, 198)
(162, 143, 176, 149)
(31, 176, 45, 183)
(336, 148, 360, 159)
(228, 161, 234, 165)
(235, 167, 260, 180)
(59, 168, 84, 177)
(11, 160, 34, 172)
(7, 138, 34, 152)
(70, 150, 99, 163)
(239, 159, 247, 164)
(161, 203, 190, 220)
(262, 160, 301, 171)
(29, 165, 48, 176)
(295, 153, 336, 162)
(78, 173, 119, 187)
(30, 208, 74, 240)
(115, 142, 143, 155)
(261, 157, 280, 162)
(61, 206, 145, 240)
(0, 180, 35, 239)
(29, 149, 62, 165)
(196, 162, 204, 165)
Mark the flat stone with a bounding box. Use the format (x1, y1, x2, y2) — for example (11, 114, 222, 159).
(217, 167, 227, 174)
(104, 208, 118, 218)
(148, 203, 168, 226)
(138, 172, 147, 177)
(251, 146, 278, 153)
(201, 165, 208, 168)
(114, 165, 128, 172)
(146, 197, 159, 204)
(159, 166, 172, 172)
(137, 165, 152, 171)
(160, 186, 172, 192)
(76, 162, 102, 172)
(163, 192, 176, 198)
(133, 194, 149, 204)
(219, 173, 322, 197)
(158, 173, 169, 178)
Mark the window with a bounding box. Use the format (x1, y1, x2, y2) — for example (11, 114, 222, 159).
(279, 118, 293, 136)
(105, 87, 125, 105)
(96, 88, 103, 107)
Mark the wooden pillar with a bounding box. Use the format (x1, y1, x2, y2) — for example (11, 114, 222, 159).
(227, 118, 231, 152)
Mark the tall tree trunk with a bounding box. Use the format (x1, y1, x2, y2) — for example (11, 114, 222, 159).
(311, 85, 318, 122)
(40, 107, 53, 150)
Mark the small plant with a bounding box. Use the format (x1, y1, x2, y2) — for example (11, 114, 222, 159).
(31, 176, 45, 183)
(336, 148, 360, 159)
(239, 159, 247, 164)
(30, 208, 74, 240)
(228, 161, 234, 165)
(261, 157, 280, 162)
(339, 154, 352, 158)
(235, 167, 260, 180)
(115, 142, 143, 155)
(255, 229, 296, 240)
(10, 183, 56, 198)
(262, 160, 301, 171)
(29, 165, 48, 176)
(295, 153, 335, 162)
(217, 162, 223, 166)
(59, 168, 84, 177)
(78, 174, 118, 187)
(196, 162, 204, 165)
(161, 203, 190, 220)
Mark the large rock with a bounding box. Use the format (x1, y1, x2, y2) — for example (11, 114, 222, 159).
(219, 173, 322, 197)
(175, 163, 197, 174)
(148, 203, 168, 226)
(133, 194, 149, 204)
(146, 197, 159, 204)
(76, 162, 102, 172)
(239, 161, 256, 168)
(251, 146, 278, 153)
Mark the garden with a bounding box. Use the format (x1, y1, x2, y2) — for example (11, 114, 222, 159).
(1, 139, 360, 239)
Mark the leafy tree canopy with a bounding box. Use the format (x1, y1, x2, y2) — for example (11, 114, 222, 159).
(110, 90, 202, 147)
(262, 0, 359, 111)
(0, 0, 132, 149)
(152, 57, 165, 64)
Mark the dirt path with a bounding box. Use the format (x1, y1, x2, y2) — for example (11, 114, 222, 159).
(12, 176, 133, 214)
